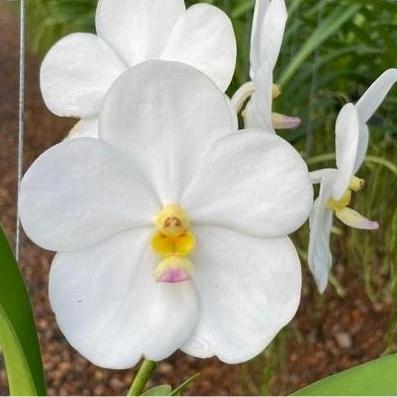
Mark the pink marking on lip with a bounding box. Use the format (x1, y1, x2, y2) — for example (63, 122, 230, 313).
(157, 268, 191, 283)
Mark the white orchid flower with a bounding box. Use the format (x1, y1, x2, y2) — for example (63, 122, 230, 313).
(40, 0, 237, 139)
(21, 61, 313, 368)
(308, 68, 397, 293)
(232, 0, 300, 131)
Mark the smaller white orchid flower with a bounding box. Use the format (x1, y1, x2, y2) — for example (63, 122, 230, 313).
(41, 0, 237, 139)
(308, 68, 397, 293)
(21, 61, 313, 368)
(232, 0, 300, 131)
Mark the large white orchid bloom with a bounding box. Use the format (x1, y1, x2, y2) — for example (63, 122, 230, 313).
(40, 0, 237, 138)
(232, 0, 300, 130)
(308, 68, 397, 293)
(21, 61, 313, 368)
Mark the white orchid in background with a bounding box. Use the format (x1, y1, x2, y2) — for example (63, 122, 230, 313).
(308, 68, 397, 293)
(232, 0, 301, 130)
(21, 61, 313, 368)
(40, 0, 237, 139)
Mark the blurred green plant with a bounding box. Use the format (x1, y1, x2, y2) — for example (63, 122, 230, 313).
(10, 0, 397, 394)
(27, 0, 96, 54)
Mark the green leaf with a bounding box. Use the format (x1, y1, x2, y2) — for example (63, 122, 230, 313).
(0, 225, 46, 395)
(142, 385, 172, 396)
(171, 373, 200, 396)
(293, 354, 397, 396)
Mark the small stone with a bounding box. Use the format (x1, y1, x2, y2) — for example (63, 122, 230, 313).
(109, 376, 125, 391)
(335, 332, 352, 349)
(158, 362, 174, 375)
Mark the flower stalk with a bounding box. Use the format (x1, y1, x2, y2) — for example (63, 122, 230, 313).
(127, 359, 157, 396)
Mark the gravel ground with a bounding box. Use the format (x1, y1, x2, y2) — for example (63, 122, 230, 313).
(0, 5, 393, 396)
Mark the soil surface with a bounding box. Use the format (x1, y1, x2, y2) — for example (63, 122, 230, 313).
(0, 5, 393, 396)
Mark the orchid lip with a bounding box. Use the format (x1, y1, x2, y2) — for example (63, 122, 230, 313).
(154, 256, 194, 283)
(157, 268, 192, 284)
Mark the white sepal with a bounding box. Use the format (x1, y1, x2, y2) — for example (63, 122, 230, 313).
(183, 226, 301, 363)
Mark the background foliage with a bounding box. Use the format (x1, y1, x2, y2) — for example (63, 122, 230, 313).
(19, 0, 397, 393)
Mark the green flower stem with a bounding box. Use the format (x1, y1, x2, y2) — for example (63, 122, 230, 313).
(127, 359, 157, 396)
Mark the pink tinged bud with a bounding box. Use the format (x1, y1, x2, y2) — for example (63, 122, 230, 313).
(157, 268, 191, 284)
(272, 113, 301, 130)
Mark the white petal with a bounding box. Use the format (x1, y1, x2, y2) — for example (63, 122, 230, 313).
(250, 0, 287, 76)
(243, 99, 263, 129)
(160, 4, 236, 92)
(183, 226, 301, 363)
(40, 33, 125, 118)
(182, 130, 313, 238)
(355, 68, 397, 125)
(250, 0, 270, 76)
(335, 207, 379, 230)
(20, 139, 159, 252)
(353, 69, 397, 171)
(49, 229, 198, 369)
(308, 173, 335, 293)
(250, 60, 274, 130)
(354, 124, 369, 173)
(68, 118, 99, 139)
(96, 0, 185, 66)
(333, 103, 360, 200)
(99, 61, 236, 204)
(225, 95, 239, 132)
(309, 168, 336, 184)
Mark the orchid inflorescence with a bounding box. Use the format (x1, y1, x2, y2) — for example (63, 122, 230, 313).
(19, 0, 397, 371)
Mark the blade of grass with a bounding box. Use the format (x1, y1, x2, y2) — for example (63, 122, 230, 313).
(278, 3, 361, 86)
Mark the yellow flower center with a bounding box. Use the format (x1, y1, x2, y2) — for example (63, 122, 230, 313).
(326, 176, 365, 212)
(327, 190, 352, 211)
(349, 176, 365, 192)
(152, 232, 196, 257)
(154, 204, 190, 237)
(152, 205, 196, 283)
(272, 84, 282, 99)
